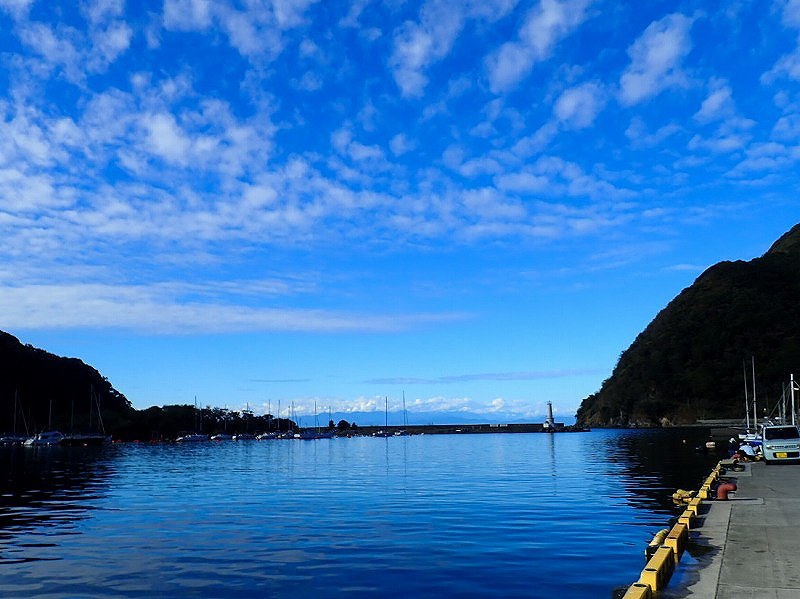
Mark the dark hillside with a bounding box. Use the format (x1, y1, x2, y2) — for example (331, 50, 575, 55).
(0, 331, 133, 434)
(576, 223, 800, 427)
(0, 332, 290, 440)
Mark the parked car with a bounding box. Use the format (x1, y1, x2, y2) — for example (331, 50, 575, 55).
(761, 425, 800, 464)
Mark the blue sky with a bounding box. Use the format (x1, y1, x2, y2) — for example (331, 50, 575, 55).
(1, 0, 799, 424)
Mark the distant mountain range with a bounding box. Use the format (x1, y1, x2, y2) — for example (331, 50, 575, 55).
(321, 410, 570, 428)
(576, 223, 800, 427)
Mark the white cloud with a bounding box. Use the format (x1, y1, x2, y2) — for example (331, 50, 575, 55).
(0, 0, 33, 18)
(338, 0, 371, 28)
(762, 50, 800, 83)
(687, 116, 755, 154)
(512, 122, 558, 157)
(526, 155, 635, 200)
(687, 132, 746, 153)
(727, 141, 798, 176)
(17, 22, 85, 81)
(83, 0, 126, 23)
(553, 82, 605, 129)
(389, 133, 415, 156)
(389, 3, 465, 97)
(389, 0, 519, 97)
(0, 283, 468, 333)
(163, 0, 318, 60)
(772, 112, 800, 139)
(486, 0, 592, 93)
(89, 21, 133, 68)
(163, 0, 214, 30)
(495, 172, 550, 193)
(619, 13, 694, 106)
(142, 113, 193, 164)
(625, 117, 682, 148)
(693, 80, 735, 123)
(780, 0, 800, 29)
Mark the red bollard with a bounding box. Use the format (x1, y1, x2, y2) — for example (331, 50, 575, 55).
(717, 482, 737, 500)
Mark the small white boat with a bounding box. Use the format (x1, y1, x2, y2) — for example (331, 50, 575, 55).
(24, 431, 64, 446)
(210, 433, 233, 441)
(176, 433, 208, 442)
(233, 433, 256, 440)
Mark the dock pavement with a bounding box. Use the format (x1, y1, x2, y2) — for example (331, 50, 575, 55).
(664, 460, 800, 599)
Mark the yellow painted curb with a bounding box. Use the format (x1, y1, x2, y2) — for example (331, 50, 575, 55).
(686, 497, 703, 515)
(621, 581, 652, 599)
(664, 522, 688, 560)
(639, 545, 675, 590)
(621, 459, 728, 595)
(678, 508, 695, 529)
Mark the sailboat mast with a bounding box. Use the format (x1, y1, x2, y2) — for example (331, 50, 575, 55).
(385, 396, 388, 428)
(743, 360, 750, 430)
(751, 357, 758, 431)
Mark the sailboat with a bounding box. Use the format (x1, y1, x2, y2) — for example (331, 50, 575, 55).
(177, 397, 208, 442)
(61, 386, 111, 446)
(394, 392, 409, 436)
(373, 396, 392, 437)
(24, 399, 64, 446)
(233, 402, 256, 440)
(0, 390, 29, 444)
(738, 358, 763, 446)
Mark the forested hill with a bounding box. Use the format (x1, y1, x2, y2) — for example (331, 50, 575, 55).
(0, 331, 133, 434)
(576, 223, 800, 427)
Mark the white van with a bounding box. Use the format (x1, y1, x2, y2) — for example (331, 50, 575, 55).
(761, 425, 800, 464)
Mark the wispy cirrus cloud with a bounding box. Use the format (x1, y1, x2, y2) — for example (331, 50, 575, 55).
(0, 282, 471, 333)
(366, 369, 602, 385)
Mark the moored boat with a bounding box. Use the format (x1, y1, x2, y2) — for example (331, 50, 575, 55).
(60, 433, 111, 447)
(24, 431, 65, 446)
(0, 433, 28, 445)
(176, 433, 208, 442)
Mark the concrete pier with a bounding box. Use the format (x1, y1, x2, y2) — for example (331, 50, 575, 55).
(666, 461, 800, 598)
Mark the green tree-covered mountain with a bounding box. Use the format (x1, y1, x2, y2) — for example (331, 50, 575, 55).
(576, 223, 800, 427)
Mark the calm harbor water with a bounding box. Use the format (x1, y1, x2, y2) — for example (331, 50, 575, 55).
(0, 429, 720, 598)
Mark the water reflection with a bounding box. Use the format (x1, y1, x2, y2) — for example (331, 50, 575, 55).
(0, 444, 118, 564)
(595, 428, 721, 515)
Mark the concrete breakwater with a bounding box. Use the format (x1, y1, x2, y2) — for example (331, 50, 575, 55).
(353, 422, 589, 436)
(619, 457, 800, 598)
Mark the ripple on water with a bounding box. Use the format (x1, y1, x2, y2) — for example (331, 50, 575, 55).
(0, 429, 721, 598)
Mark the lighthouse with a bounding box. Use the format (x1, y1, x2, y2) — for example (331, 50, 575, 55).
(544, 401, 555, 430)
